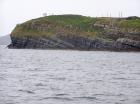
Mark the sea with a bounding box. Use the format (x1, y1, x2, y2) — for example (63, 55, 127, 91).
(0, 45, 140, 104)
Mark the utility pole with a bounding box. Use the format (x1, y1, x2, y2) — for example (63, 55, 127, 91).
(118, 11, 123, 18)
(121, 12, 123, 18)
(107, 13, 108, 17)
(118, 12, 120, 18)
(110, 13, 111, 18)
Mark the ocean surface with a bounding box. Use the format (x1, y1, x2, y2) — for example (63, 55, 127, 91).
(0, 45, 140, 104)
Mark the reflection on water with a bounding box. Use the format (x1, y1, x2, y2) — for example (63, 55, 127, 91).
(0, 47, 140, 104)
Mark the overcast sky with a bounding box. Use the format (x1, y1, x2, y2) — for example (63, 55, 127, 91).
(0, 0, 140, 36)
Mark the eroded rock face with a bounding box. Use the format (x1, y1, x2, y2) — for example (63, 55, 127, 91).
(8, 35, 140, 51)
(117, 38, 140, 48)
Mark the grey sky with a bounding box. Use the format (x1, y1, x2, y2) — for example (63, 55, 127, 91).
(0, 0, 140, 36)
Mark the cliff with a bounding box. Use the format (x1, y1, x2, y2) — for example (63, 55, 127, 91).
(8, 15, 140, 51)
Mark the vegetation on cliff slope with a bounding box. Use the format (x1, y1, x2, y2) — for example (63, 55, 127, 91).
(11, 15, 140, 41)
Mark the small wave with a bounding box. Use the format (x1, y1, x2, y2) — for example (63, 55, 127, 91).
(67, 68, 81, 71)
(55, 94, 69, 96)
(18, 89, 35, 94)
(8, 95, 20, 98)
(113, 77, 136, 80)
(93, 94, 105, 96)
(40, 97, 73, 101)
(49, 77, 66, 81)
(40, 96, 98, 101)
(74, 96, 97, 100)
(135, 100, 140, 103)
(35, 83, 46, 86)
(93, 93, 125, 97)
(25, 68, 48, 72)
(0, 77, 7, 80)
(132, 72, 140, 75)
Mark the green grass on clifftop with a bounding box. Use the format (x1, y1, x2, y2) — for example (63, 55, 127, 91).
(11, 15, 140, 40)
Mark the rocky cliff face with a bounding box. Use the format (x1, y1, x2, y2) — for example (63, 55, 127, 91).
(8, 35, 140, 51)
(8, 15, 140, 51)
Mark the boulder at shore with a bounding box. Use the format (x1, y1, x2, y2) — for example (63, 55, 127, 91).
(8, 15, 140, 51)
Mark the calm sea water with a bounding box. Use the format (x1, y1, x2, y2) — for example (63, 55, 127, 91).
(0, 45, 140, 104)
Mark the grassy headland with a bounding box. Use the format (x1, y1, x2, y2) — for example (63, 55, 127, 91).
(11, 15, 140, 41)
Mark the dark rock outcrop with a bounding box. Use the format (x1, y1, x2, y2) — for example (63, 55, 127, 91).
(8, 35, 140, 51)
(117, 38, 140, 49)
